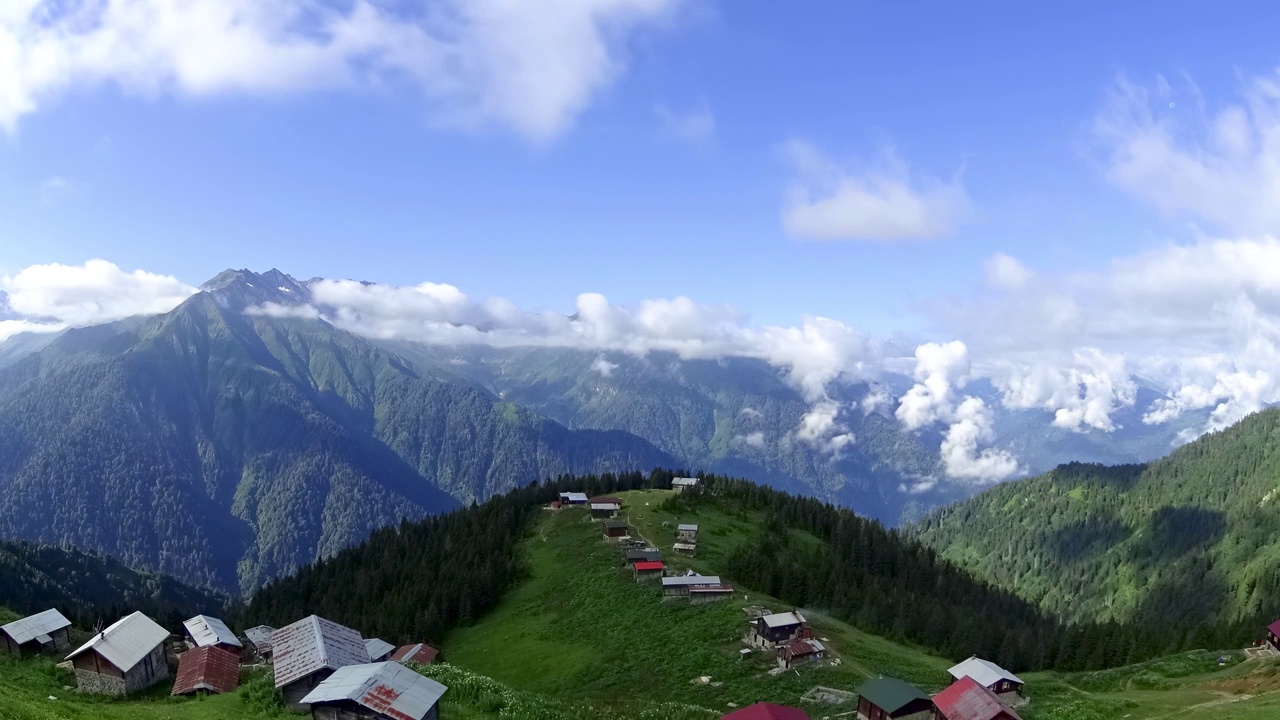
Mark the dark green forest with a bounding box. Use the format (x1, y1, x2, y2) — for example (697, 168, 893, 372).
(913, 407, 1280, 643)
(0, 539, 225, 632)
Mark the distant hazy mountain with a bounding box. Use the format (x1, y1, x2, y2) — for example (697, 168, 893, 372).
(0, 270, 672, 594)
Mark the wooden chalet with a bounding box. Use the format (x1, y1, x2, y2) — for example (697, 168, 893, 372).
(633, 560, 664, 582)
(720, 702, 809, 720)
(1267, 619, 1280, 651)
(745, 611, 809, 650)
(300, 661, 448, 720)
(65, 611, 171, 696)
(672, 477, 701, 492)
(364, 637, 395, 662)
(855, 677, 933, 720)
(933, 676, 1022, 720)
(677, 523, 699, 542)
(172, 645, 241, 696)
(776, 638, 825, 669)
(948, 656, 1024, 705)
(624, 548, 661, 566)
(272, 615, 372, 711)
(674, 542, 698, 556)
(661, 574, 722, 597)
(182, 614, 243, 655)
(558, 492, 589, 505)
(1, 608, 71, 657)
(244, 625, 276, 661)
(689, 583, 735, 604)
(391, 643, 440, 666)
(589, 497, 623, 518)
(602, 520, 629, 539)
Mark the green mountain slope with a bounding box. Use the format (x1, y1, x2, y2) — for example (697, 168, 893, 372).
(911, 407, 1280, 638)
(0, 271, 673, 595)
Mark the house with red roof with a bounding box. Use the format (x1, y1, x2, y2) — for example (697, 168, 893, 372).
(721, 701, 810, 720)
(1267, 619, 1280, 651)
(933, 676, 1022, 720)
(633, 560, 664, 581)
(171, 646, 241, 696)
(392, 643, 440, 666)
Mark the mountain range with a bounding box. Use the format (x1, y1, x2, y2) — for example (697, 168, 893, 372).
(0, 268, 1213, 593)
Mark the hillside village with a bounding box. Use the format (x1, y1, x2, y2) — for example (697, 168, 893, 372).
(5, 474, 1280, 719)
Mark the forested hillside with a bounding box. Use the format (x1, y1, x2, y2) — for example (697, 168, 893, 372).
(913, 407, 1280, 641)
(0, 539, 225, 631)
(0, 270, 673, 594)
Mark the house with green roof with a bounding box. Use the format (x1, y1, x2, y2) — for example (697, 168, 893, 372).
(856, 676, 934, 720)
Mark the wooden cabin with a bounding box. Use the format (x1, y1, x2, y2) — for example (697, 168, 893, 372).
(624, 548, 661, 566)
(182, 614, 243, 655)
(661, 574, 722, 597)
(301, 661, 448, 720)
(364, 638, 395, 662)
(65, 612, 171, 696)
(947, 656, 1025, 705)
(272, 615, 372, 711)
(676, 523, 698, 542)
(172, 645, 241, 696)
(673, 542, 697, 556)
(855, 677, 933, 720)
(777, 638, 825, 669)
(633, 560, 664, 582)
(1, 608, 71, 657)
(689, 584, 735, 604)
(745, 611, 809, 650)
(558, 492, 589, 505)
(589, 497, 622, 518)
(933, 676, 1022, 720)
(244, 625, 276, 661)
(672, 477, 700, 492)
(391, 643, 440, 666)
(602, 520, 629, 539)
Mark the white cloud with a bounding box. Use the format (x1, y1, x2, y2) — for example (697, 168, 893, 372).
(734, 431, 765, 448)
(780, 139, 969, 242)
(655, 100, 714, 147)
(1093, 71, 1280, 235)
(0, 319, 62, 342)
(2, 259, 196, 329)
(591, 355, 618, 377)
(994, 350, 1136, 433)
(0, 0, 686, 141)
(738, 406, 762, 419)
(939, 397, 1021, 483)
(794, 400, 855, 455)
(985, 252, 1034, 290)
(37, 176, 71, 207)
(245, 301, 321, 320)
(895, 341, 970, 431)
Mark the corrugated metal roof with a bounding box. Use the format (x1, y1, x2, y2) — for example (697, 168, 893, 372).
(390, 643, 439, 666)
(782, 638, 824, 656)
(934, 676, 1021, 720)
(720, 702, 809, 720)
(689, 584, 734, 593)
(856, 677, 931, 713)
(365, 638, 396, 661)
(633, 561, 664, 571)
(677, 523, 698, 531)
(559, 492, 588, 502)
(661, 575, 721, 587)
(245, 625, 275, 651)
(172, 646, 241, 695)
(271, 615, 370, 689)
(948, 656, 1023, 687)
(590, 503, 619, 511)
(760, 612, 805, 628)
(672, 477, 700, 486)
(183, 615, 242, 649)
(2, 609, 70, 645)
(300, 661, 447, 720)
(65, 611, 169, 672)
(673, 542, 697, 551)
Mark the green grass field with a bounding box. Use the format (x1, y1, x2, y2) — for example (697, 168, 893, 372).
(6, 488, 1280, 719)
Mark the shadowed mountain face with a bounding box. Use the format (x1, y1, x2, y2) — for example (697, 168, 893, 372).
(0, 270, 674, 594)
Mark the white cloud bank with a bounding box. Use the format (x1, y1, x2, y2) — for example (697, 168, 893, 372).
(780, 139, 969, 242)
(0, 0, 686, 140)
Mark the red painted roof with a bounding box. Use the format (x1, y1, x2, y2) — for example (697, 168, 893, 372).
(391, 643, 440, 665)
(171, 646, 240, 696)
(633, 561, 664, 571)
(1268, 619, 1280, 638)
(721, 702, 810, 720)
(934, 676, 1021, 720)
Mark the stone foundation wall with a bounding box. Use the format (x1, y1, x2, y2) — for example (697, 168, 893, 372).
(75, 669, 126, 696)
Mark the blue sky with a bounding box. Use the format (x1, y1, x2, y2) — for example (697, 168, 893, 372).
(4, 1, 1280, 482)
(2, 1, 1271, 330)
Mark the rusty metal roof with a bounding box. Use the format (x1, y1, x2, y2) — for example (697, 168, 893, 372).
(390, 643, 439, 666)
(245, 625, 275, 651)
(934, 676, 1022, 720)
(172, 646, 241, 695)
(271, 615, 370, 689)
(300, 661, 448, 720)
(365, 638, 396, 661)
(183, 615, 242, 649)
(2, 609, 70, 645)
(781, 638, 825, 657)
(721, 702, 808, 720)
(65, 611, 169, 672)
